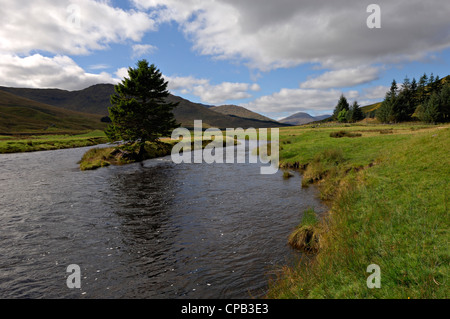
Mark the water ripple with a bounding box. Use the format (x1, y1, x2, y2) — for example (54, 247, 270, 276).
(0, 142, 326, 298)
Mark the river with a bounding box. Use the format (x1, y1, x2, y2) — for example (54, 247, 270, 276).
(0, 140, 326, 299)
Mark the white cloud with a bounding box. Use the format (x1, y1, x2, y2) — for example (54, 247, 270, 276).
(242, 88, 347, 114)
(361, 85, 390, 100)
(0, 54, 120, 90)
(300, 66, 380, 89)
(88, 64, 110, 70)
(0, 1, 160, 90)
(1, 0, 449, 105)
(250, 83, 261, 92)
(0, 0, 155, 55)
(164, 75, 259, 104)
(243, 84, 389, 117)
(165, 76, 209, 91)
(115, 67, 130, 80)
(133, 0, 450, 71)
(132, 44, 157, 58)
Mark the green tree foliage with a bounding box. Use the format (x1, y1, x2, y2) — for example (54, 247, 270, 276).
(430, 75, 441, 92)
(105, 60, 179, 157)
(348, 101, 364, 123)
(395, 76, 418, 122)
(376, 94, 394, 123)
(376, 79, 398, 123)
(332, 95, 364, 123)
(429, 73, 435, 85)
(440, 82, 450, 121)
(337, 109, 348, 123)
(376, 74, 449, 123)
(417, 92, 441, 123)
(417, 73, 429, 104)
(333, 94, 350, 120)
(417, 82, 450, 123)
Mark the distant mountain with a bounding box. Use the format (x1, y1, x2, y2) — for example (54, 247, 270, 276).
(0, 84, 287, 130)
(166, 95, 288, 129)
(279, 112, 331, 126)
(0, 90, 106, 133)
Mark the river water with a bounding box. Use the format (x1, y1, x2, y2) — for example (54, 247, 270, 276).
(0, 140, 326, 299)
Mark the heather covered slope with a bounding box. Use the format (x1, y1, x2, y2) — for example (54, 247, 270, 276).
(0, 84, 115, 116)
(0, 90, 105, 133)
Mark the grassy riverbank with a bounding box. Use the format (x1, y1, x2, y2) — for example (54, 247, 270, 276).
(0, 130, 108, 154)
(268, 123, 449, 299)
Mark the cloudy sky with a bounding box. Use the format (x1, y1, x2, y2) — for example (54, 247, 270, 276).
(1, 0, 449, 119)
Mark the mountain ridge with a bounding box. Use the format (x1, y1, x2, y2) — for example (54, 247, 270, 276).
(210, 104, 276, 122)
(0, 84, 288, 131)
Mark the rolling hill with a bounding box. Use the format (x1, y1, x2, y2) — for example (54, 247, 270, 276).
(0, 84, 287, 130)
(0, 90, 106, 133)
(0, 84, 115, 115)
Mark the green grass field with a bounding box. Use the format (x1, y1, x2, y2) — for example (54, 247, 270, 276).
(0, 130, 108, 153)
(268, 123, 449, 299)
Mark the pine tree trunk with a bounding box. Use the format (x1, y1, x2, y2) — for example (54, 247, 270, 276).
(137, 142, 146, 161)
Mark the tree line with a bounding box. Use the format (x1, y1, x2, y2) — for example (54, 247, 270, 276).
(377, 73, 449, 124)
(333, 73, 449, 124)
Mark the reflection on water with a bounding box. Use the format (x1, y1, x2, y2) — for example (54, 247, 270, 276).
(0, 141, 326, 298)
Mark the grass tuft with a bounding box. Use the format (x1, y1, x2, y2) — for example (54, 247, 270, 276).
(288, 208, 321, 254)
(283, 171, 294, 179)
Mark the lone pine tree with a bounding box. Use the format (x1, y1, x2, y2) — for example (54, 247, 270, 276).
(105, 60, 179, 159)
